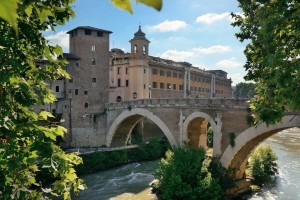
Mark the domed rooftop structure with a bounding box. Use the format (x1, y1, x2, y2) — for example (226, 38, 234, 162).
(132, 26, 148, 41)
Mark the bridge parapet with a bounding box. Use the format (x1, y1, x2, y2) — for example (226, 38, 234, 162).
(105, 98, 250, 110)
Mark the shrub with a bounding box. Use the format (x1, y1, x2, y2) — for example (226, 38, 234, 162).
(155, 147, 223, 200)
(207, 126, 214, 148)
(247, 145, 278, 184)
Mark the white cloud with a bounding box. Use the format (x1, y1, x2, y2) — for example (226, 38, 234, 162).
(45, 31, 69, 51)
(193, 45, 231, 54)
(216, 57, 243, 68)
(229, 73, 246, 86)
(196, 12, 230, 24)
(148, 20, 188, 32)
(160, 50, 194, 61)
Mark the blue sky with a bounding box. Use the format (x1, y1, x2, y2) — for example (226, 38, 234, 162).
(45, 0, 248, 85)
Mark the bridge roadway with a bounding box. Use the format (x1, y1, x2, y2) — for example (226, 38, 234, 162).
(105, 98, 300, 180)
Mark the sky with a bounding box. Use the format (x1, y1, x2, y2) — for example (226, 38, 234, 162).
(44, 0, 248, 85)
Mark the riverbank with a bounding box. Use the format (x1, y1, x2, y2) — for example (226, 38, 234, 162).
(75, 136, 169, 175)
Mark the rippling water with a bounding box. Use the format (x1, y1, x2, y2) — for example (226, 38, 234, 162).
(246, 127, 300, 200)
(75, 128, 300, 200)
(74, 161, 159, 200)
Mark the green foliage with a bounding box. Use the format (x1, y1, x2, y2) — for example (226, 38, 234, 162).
(0, 0, 85, 199)
(110, 0, 162, 14)
(233, 82, 257, 98)
(0, 0, 18, 31)
(229, 132, 236, 147)
(209, 162, 235, 191)
(135, 136, 170, 160)
(76, 137, 169, 174)
(232, 0, 300, 125)
(207, 126, 214, 148)
(247, 145, 278, 184)
(155, 148, 223, 200)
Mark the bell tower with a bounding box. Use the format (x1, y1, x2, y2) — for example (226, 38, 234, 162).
(128, 26, 151, 100)
(130, 25, 150, 60)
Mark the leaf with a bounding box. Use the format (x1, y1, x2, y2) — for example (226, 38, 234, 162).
(39, 111, 54, 120)
(136, 0, 162, 11)
(0, 0, 19, 30)
(110, 0, 133, 14)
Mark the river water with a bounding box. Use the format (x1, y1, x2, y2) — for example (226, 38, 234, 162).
(75, 128, 300, 200)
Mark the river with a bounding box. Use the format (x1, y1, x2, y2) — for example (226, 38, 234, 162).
(74, 128, 300, 200)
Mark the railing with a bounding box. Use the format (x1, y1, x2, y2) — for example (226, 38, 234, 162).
(105, 98, 250, 110)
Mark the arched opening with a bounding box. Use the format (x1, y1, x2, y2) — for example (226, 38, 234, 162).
(220, 115, 300, 180)
(84, 102, 89, 108)
(116, 96, 122, 102)
(186, 118, 209, 149)
(183, 112, 218, 156)
(106, 108, 177, 148)
(143, 45, 146, 55)
(133, 45, 137, 54)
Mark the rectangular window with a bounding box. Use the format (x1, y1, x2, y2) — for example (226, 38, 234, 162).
(92, 78, 96, 83)
(179, 73, 183, 79)
(126, 68, 129, 74)
(117, 67, 121, 74)
(167, 83, 171, 90)
(118, 78, 121, 87)
(84, 90, 88, 95)
(179, 85, 183, 91)
(167, 71, 171, 77)
(160, 70, 165, 76)
(55, 86, 59, 92)
(91, 45, 96, 52)
(160, 82, 164, 89)
(75, 89, 79, 95)
(152, 68, 157, 75)
(153, 82, 157, 89)
(126, 80, 129, 87)
(173, 72, 177, 78)
(144, 69, 146, 74)
(97, 31, 103, 37)
(85, 29, 91, 35)
(69, 78, 73, 83)
(76, 62, 79, 67)
(91, 58, 96, 66)
(173, 84, 176, 90)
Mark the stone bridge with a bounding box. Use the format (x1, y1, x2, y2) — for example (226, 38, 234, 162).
(105, 98, 300, 180)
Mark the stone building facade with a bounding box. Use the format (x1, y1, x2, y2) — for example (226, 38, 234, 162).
(38, 26, 233, 148)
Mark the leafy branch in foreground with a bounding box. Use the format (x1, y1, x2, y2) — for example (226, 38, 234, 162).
(0, 0, 85, 199)
(232, 0, 300, 125)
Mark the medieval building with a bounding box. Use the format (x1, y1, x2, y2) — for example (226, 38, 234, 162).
(38, 26, 233, 148)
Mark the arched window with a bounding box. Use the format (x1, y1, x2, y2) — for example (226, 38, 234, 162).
(84, 102, 89, 108)
(143, 45, 146, 55)
(134, 45, 137, 54)
(116, 96, 122, 102)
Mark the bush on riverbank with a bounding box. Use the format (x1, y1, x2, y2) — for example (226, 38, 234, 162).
(76, 136, 170, 175)
(154, 147, 224, 200)
(247, 145, 278, 184)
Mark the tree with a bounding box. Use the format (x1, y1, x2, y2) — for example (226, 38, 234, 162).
(232, 0, 300, 125)
(155, 148, 223, 200)
(0, 0, 85, 199)
(247, 145, 278, 184)
(233, 82, 257, 98)
(0, 0, 163, 199)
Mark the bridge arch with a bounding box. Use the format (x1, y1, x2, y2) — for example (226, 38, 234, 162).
(106, 108, 177, 147)
(183, 112, 218, 151)
(220, 115, 300, 180)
